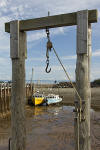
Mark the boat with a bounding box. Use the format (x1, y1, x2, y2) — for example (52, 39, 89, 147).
(28, 90, 62, 106)
(45, 94, 62, 105)
(32, 93, 45, 106)
(28, 92, 45, 106)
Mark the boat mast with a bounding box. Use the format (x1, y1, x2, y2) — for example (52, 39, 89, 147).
(30, 68, 34, 95)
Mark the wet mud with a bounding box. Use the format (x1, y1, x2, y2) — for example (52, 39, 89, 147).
(0, 105, 100, 150)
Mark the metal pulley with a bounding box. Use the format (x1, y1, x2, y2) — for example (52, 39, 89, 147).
(47, 40, 52, 50)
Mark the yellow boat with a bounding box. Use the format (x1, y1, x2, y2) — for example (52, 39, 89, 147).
(32, 93, 45, 106)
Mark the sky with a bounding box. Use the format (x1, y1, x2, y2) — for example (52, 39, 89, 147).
(0, 0, 100, 82)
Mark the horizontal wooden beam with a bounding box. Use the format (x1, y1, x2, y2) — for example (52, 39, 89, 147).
(5, 9, 98, 33)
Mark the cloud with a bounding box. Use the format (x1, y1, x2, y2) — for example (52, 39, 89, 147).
(0, 0, 100, 47)
(0, 57, 11, 80)
(0, 1, 6, 7)
(28, 49, 100, 64)
(26, 64, 75, 81)
(0, 57, 11, 66)
(61, 55, 76, 60)
(98, 11, 100, 18)
(27, 27, 65, 42)
(0, 0, 100, 21)
(27, 31, 46, 42)
(27, 57, 45, 62)
(0, 0, 100, 81)
(92, 49, 100, 56)
(61, 49, 100, 60)
(91, 64, 100, 81)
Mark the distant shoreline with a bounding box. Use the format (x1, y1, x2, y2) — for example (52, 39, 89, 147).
(0, 80, 100, 88)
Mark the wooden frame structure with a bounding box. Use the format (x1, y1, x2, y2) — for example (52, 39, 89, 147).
(5, 9, 98, 150)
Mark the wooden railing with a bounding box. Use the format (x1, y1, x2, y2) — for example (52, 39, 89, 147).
(0, 83, 32, 116)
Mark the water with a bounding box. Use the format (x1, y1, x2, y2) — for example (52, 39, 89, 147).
(0, 105, 100, 150)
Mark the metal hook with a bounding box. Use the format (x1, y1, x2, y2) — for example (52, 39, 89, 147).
(45, 59, 51, 73)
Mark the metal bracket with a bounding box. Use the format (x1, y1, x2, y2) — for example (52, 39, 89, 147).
(74, 100, 86, 122)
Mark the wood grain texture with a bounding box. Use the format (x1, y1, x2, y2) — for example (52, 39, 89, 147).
(5, 9, 98, 33)
(10, 21, 26, 150)
(77, 10, 88, 54)
(10, 21, 19, 58)
(75, 11, 92, 150)
(10, 21, 27, 59)
(75, 54, 91, 150)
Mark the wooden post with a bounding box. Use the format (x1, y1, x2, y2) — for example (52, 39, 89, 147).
(75, 10, 91, 150)
(0, 84, 2, 98)
(26, 84, 29, 97)
(30, 68, 34, 96)
(2, 84, 5, 114)
(0, 84, 2, 114)
(28, 84, 30, 97)
(25, 84, 27, 97)
(7, 83, 10, 111)
(7, 83, 10, 95)
(4, 83, 7, 113)
(10, 20, 27, 150)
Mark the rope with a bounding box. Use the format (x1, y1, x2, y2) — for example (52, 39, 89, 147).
(52, 46, 81, 150)
(45, 27, 82, 150)
(52, 46, 82, 104)
(45, 27, 82, 109)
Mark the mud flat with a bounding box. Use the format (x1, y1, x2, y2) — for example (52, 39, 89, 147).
(0, 105, 100, 150)
(0, 87, 100, 150)
(60, 87, 100, 109)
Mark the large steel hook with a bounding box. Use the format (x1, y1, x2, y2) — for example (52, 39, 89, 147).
(45, 39, 52, 73)
(45, 59, 51, 73)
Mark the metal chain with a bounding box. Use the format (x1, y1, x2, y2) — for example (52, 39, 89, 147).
(45, 28, 52, 73)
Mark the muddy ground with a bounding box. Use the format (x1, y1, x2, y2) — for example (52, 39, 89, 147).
(0, 88, 100, 150)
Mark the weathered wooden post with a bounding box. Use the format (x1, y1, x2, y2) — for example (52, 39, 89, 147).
(27, 83, 29, 97)
(6, 83, 10, 111)
(7, 83, 10, 96)
(30, 68, 34, 96)
(4, 83, 7, 113)
(75, 10, 92, 150)
(0, 84, 3, 114)
(25, 84, 27, 98)
(10, 20, 27, 150)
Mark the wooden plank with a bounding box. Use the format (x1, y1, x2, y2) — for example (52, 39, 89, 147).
(5, 9, 98, 33)
(19, 30, 27, 59)
(10, 21, 27, 58)
(10, 20, 26, 150)
(75, 10, 91, 150)
(77, 10, 88, 54)
(10, 21, 19, 58)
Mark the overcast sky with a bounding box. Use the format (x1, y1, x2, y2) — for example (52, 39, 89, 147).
(0, 0, 100, 81)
